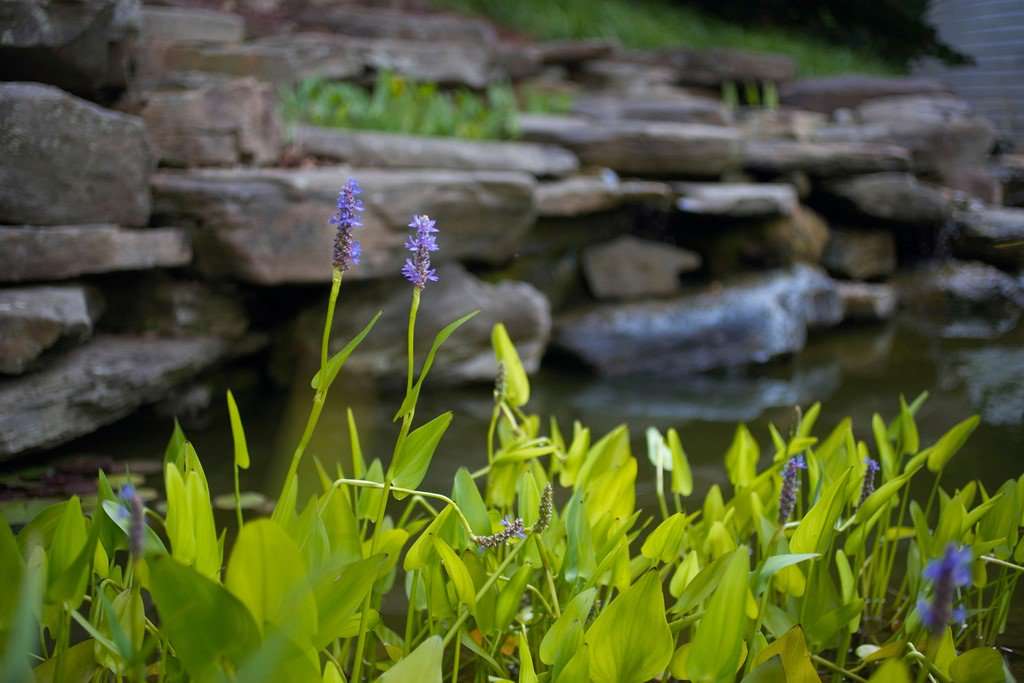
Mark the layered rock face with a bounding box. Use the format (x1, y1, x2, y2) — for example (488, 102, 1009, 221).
(1, 2, 1021, 460)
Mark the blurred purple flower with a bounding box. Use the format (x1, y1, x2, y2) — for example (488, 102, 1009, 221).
(918, 544, 972, 634)
(401, 214, 439, 289)
(330, 178, 364, 272)
(859, 457, 880, 505)
(778, 454, 806, 524)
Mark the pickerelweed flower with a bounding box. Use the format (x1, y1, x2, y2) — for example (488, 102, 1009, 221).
(119, 483, 145, 560)
(330, 178, 364, 272)
(473, 516, 526, 550)
(860, 457, 880, 505)
(401, 214, 439, 289)
(778, 454, 807, 524)
(534, 484, 554, 535)
(918, 544, 972, 634)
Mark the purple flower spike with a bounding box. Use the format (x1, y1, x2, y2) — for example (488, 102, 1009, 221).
(859, 457, 880, 505)
(778, 455, 807, 524)
(919, 544, 972, 634)
(401, 214, 439, 289)
(119, 483, 145, 559)
(330, 178, 364, 271)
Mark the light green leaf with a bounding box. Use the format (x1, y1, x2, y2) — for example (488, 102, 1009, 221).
(868, 659, 912, 682)
(791, 468, 852, 555)
(347, 407, 365, 478)
(725, 424, 759, 489)
(687, 548, 750, 682)
(750, 626, 821, 683)
(584, 571, 673, 683)
(311, 311, 382, 390)
(667, 428, 693, 496)
(226, 519, 318, 645)
(641, 513, 688, 564)
(539, 588, 596, 667)
(312, 554, 387, 649)
(493, 322, 530, 407)
(948, 647, 1006, 683)
(378, 635, 443, 683)
(755, 553, 820, 595)
(389, 412, 453, 497)
(433, 538, 475, 609)
(927, 416, 980, 473)
(227, 389, 250, 470)
(452, 467, 491, 537)
(518, 631, 538, 683)
(0, 549, 42, 683)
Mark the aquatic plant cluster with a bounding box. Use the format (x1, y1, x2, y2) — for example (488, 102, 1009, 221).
(2, 178, 1022, 683)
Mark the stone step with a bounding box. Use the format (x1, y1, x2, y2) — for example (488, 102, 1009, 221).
(0, 286, 102, 375)
(294, 5, 496, 45)
(742, 139, 911, 176)
(288, 263, 550, 386)
(675, 182, 797, 218)
(825, 173, 952, 226)
(0, 335, 229, 457)
(0, 83, 151, 227)
(536, 176, 672, 217)
(554, 264, 843, 375)
(294, 127, 578, 178)
(0, 225, 191, 282)
(780, 75, 950, 113)
(518, 114, 742, 177)
(954, 205, 1024, 268)
(582, 236, 700, 301)
(151, 167, 536, 284)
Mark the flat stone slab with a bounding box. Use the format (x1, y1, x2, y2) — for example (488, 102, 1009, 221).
(838, 282, 898, 321)
(780, 76, 949, 113)
(296, 5, 497, 44)
(0, 335, 228, 457)
(826, 173, 952, 226)
(151, 166, 536, 284)
(582, 236, 700, 300)
(0, 225, 191, 282)
(742, 139, 911, 176)
(0, 83, 151, 226)
(141, 6, 244, 43)
(290, 263, 551, 385)
(822, 228, 897, 280)
(675, 182, 797, 217)
(554, 264, 843, 375)
(536, 176, 672, 217)
(954, 205, 1024, 268)
(518, 114, 742, 177)
(0, 286, 102, 374)
(294, 127, 578, 178)
(141, 76, 282, 167)
(571, 94, 732, 127)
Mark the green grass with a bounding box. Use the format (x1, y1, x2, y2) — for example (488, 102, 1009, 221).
(433, 0, 901, 76)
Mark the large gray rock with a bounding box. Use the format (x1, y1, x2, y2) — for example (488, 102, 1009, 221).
(838, 282, 897, 322)
(698, 205, 830, 276)
(582, 236, 700, 300)
(676, 183, 797, 218)
(953, 206, 1024, 268)
(780, 76, 949, 113)
(895, 261, 1024, 339)
(826, 173, 952, 226)
(536, 176, 672, 217)
(291, 264, 551, 386)
(140, 76, 282, 167)
(742, 139, 911, 176)
(518, 114, 743, 177)
(0, 286, 103, 374)
(295, 127, 578, 178)
(822, 228, 897, 280)
(0, 335, 228, 457)
(0, 83, 151, 226)
(0, 0, 140, 98)
(151, 167, 536, 284)
(0, 225, 191, 282)
(571, 94, 732, 127)
(814, 96, 996, 175)
(554, 264, 843, 375)
(296, 5, 497, 44)
(100, 278, 248, 339)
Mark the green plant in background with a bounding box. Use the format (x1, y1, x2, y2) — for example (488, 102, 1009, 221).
(2, 176, 1023, 682)
(281, 72, 572, 141)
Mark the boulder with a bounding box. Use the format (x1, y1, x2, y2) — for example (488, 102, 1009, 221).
(895, 261, 1024, 339)
(698, 205, 830, 275)
(296, 6, 497, 44)
(780, 76, 949, 113)
(141, 76, 282, 167)
(826, 173, 952, 226)
(0, 286, 103, 374)
(822, 228, 897, 280)
(291, 264, 551, 385)
(518, 114, 742, 177)
(536, 176, 672, 217)
(554, 264, 843, 375)
(813, 95, 996, 175)
(675, 183, 797, 218)
(151, 167, 536, 284)
(582, 236, 700, 300)
(838, 282, 898, 321)
(100, 278, 248, 339)
(294, 127, 578, 178)
(953, 206, 1024, 268)
(571, 94, 732, 127)
(0, 225, 191, 282)
(0, 83, 151, 226)
(0, 335, 229, 457)
(0, 0, 140, 99)
(742, 139, 911, 176)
